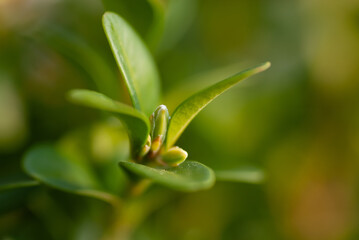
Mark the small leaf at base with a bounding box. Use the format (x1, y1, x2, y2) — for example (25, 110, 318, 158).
(119, 161, 215, 192)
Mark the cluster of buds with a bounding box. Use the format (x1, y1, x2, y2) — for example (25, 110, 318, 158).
(137, 105, 188, 167)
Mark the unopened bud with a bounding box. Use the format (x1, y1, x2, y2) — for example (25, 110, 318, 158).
(149, 113, 154, 134)
(160, 146, 188, 167)
(138, 144, 150, 159)
(145, 135, 151, 146)
(138, 135, 151, 159)
(150, 135, 163, 156)
(151, 105, 169, 141)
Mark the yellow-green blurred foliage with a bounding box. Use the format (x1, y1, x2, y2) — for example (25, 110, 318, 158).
(1, 0, 359, 239)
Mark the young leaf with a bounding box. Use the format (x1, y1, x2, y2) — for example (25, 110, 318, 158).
(68, 89, 150, 157)
(103, 12, 161, 115)
(166, 62, 271, 148)
(119, 161, 215, 192)
(215, 167, 265, 184)
(23, 145, 120, 205)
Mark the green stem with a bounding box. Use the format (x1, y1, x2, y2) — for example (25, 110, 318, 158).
(102, 180, 173, 239)
(102, 179, 152, 239)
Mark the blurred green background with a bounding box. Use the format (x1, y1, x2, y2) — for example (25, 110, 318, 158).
(1, 0, 359, 239)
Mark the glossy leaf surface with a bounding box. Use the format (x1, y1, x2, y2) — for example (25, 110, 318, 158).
(166, 62, 271, 148)
(119, 161, 215, 192)
(103, 12, 161, 115)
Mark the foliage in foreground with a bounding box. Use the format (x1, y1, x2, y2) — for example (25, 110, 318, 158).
(1, 8, 270, 239)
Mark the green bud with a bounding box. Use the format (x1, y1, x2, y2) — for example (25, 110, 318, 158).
(145, 135, 151, 146)
(160, 146, 188, 167)
(138, 144, 150, 159)
(151, 105, 169, 141)
(149, 113, 154, 135)
(138, 135, 151, 159)
(150, 135, 163, 156)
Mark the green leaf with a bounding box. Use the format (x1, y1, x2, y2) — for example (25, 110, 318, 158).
(215, 167, 265, 184)
(0, 179, 38, 192)
(38, 28, 120, 100)
(119, 161, 215, 192)
(68, 89, 150, 157)
(166, 62, 271, 148)
(164, 61, 248, 110)
(23, 145, 120, 205)
(103, 11, 161, 116)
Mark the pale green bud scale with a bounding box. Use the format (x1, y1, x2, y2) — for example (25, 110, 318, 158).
(138, 135, 151, 159)
(160, 146, 188, 166)
(150, 135, 163, 156)
(138, 144, 150, 159)
(151, 105, 169, 140)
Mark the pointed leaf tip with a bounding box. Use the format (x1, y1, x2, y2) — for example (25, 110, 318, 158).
(166, 62, 271, 148)
(259, 61, 271, 71)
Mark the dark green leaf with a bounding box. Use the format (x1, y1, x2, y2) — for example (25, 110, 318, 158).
(119, 161, 215, 192)
(23, 145, 120, 205)
(103, 12, 161, 115)
(166, 62, 271, 148)
(68, 89, 150, 156)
